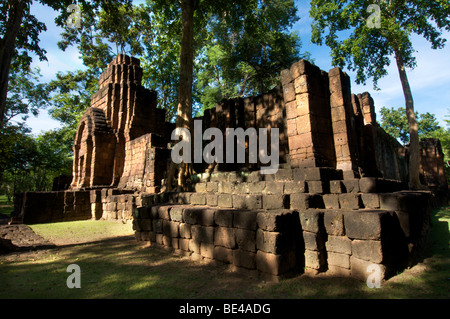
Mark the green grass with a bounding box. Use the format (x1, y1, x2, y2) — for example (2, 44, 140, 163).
(0, 195, 13, 217)
(0, 206, 449, 299)
(30, 220, 135, 245)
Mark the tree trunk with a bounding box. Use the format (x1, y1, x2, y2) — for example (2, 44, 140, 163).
(166, 0, 198, 191)
(394, 49, 422, 189)
(0, 0, 26, 128)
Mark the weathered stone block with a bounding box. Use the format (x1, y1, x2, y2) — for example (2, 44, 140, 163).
(307, 181, 329, 194)
(302, 231, 325, 251)
(171, 238, 179, 250)
(361, 193, 380, 209)
(169, 206, 184, 222)
(257, 229, 292, 254)
(218, 194, 233, 208)
(323, 194, 340, 209)
(344, 210, 388, 240)
(215, 209, 234, 227)
(325, 235, 352, 255)
(264, 181, 284, 194)
(206, 182, 219, 193)
(188, 238, 201, 253)
(190, 193, 206, 205)
(359, 177, 378, 193)
(235, 228, 256, 252)
(248, 181, 266, 194)
(233, 210, 258, 230)
(290, 193, 324, 210)
(299, 210, 324, 233)
(162, 235, 172, 247)
(233, 195, 262, 210)
(206, 194, 218, 206)
(342, 170, 360, 180)
(283, 181, 306, 194)
(179, 238, 190, 251)
(194, 182, 207, 193)
(232, 249, 256, 270)
(218, 182, 235, 194)
(200, 243, 214, 259)
(198, 208, 215, 226)
(191, 225, 215, 244)
(292, 167, 306, 181)
(214, 227, 236, 249)
(379, 194, 399, 210)
(247, 171, 263, 183)
(256, 210, 297, 232)
(352, 239, 383, 263)
(304, 250, 326, 271)
(339, 193, 361, 210)
(256, 250, 296, 275)
(153, 205, 170, 220)
(275, 169, 293, 181)
(140, 219, 152, 232)
(324, 210, 345, 236)
(179, 223, 191, 239)
(162, 220, 180, 238)
(263, 194, 289, 210)
(342, 179, 360, 193)
(214, 246, 233, 264)
(327, 265, 351, 277)
(328, 252, 350, 269)
(153, 219, 162, 233)
(304, 167, 342, 181)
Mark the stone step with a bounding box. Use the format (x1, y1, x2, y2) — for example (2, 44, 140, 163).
(191, 167, 344, 184)
(136, 189, 428, 213)
(187, 173, 407, 196)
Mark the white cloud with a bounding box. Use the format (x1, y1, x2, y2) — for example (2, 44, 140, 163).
(26, 113, 62, 137)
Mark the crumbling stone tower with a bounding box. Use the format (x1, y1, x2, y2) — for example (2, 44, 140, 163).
(71, 55, 168, 189)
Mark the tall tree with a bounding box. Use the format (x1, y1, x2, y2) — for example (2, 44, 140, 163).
(309, 0, 450, 189)
(0, 0, 133, 127)
(197, 0, 305, 110)
(0, 0, 74, 128)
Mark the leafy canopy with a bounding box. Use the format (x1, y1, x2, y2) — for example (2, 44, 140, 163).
(310, 0, 450, 88)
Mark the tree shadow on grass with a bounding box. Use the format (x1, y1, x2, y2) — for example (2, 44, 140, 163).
(1, 209, 449, 300)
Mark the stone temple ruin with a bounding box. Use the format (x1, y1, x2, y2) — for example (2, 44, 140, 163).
(12, 54, 448, 282)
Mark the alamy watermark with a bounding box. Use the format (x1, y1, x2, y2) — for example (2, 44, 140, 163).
(66, 4, 81, 29)
(366, 264, 382, 288)
(171, 120, 279, 174)
(66, 264, 81, 288)
(367, 4, 381, 29)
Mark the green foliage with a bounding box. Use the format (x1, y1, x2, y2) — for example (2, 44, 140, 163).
(4, 66, 49, 124)
(0, 127, 73, 199)
(51, 0, 306, 121)
(310, 0, 450, 88)
(139, 0, 183, 121)
(197, 0, 306, 111)
(380, 107, 442, 145)
(380, 106, 450, 180)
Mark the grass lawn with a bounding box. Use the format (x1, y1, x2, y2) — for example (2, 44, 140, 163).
(0, 195, 13, 217)
(0, 206, 448, 299)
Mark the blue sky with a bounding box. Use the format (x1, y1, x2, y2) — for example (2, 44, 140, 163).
(26, 0, 450, 135)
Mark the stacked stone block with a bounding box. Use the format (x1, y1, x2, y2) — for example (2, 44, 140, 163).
(281, 60, 336, 168)
(328, 67, 359, 172)
(118, 133, 170, 193)
(199, 87, 289, 172)
(420, 138, 448, 197)
(71, 54, 171, 190)
(133, 205, 301, 278)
